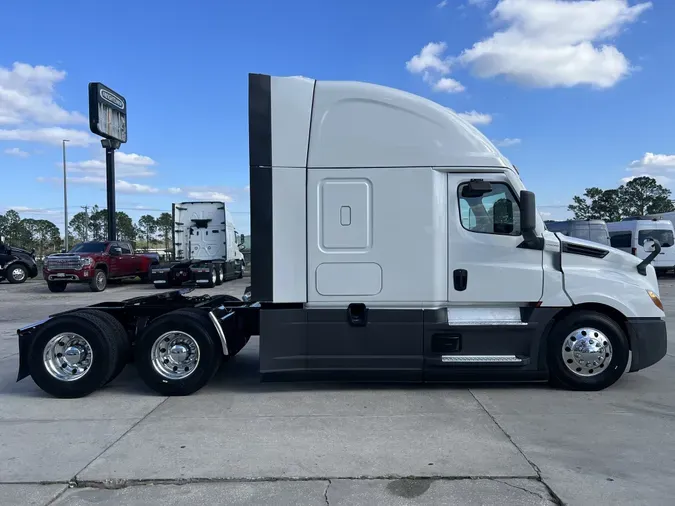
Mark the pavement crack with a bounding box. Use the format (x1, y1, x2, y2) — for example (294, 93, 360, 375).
(469, 389, 564, 505)
(72, 396, 169, 480)
(323, 478, 331, 505)
(491, 478, 554, 504)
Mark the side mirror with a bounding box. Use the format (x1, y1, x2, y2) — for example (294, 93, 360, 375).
(644, 238, 656, 253)
(520, 190, 537, 236)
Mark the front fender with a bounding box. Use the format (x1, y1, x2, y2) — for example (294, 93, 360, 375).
(564, 285, 664, 319)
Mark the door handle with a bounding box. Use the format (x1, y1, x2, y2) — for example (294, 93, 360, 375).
(453, 269, 468, 291)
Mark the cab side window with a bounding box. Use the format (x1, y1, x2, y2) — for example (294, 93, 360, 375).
(120, 243, 132, 254)
(458, 182, 521, 236)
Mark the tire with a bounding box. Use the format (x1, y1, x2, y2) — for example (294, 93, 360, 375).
(547, 310, 629, 391)
(204, 266, 217, 288)
(135, 308, 223, 396)
(89, 269, 107, 292)
(27, 312, 120, 398)
(215, 266, 223, 286)
(238, 262, 244, 279)
(77, 310, 130, 385)
(7, 263, 28, 284)
(47, 281, 68, 293)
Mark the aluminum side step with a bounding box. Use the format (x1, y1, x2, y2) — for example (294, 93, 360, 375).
(441, 355, 529, 365)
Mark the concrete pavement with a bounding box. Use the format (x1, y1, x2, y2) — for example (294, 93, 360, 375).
(1, 277, 675, 505)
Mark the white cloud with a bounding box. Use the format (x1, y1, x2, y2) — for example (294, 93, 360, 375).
(407, 42, 468, 92)
(457, 110, 493, 125)
(65, 152, 158, 178)
(4, 147, 29, 157)
(406, 42, 452, 75)
(493, 137, 521, 147)
(468, 0, 490, 6)
(437, 0, 449, 7)
(168, 187, 182, 194)
(433, 77, 466, 93)
(116, 180, 160, 194)
(8, 206, 59, 215)
(628, 152, 675, 172)
(621, 174, 672, 187)
(0, 62, 86, 125)
(0, 127, 94, 146)
(187, 191, 233, 202)
(455, 0, 652, 88)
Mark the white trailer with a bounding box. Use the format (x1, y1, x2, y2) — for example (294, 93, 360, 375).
(150, 201, 246, 288)
(15, 73, 667, 398)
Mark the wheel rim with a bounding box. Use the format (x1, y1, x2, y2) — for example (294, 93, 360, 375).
(96, 272, 106, 289)
(561, 327, 613, 377)
(212, 270, 216, 284)
(43, 333, 93, 381)
(11, 267, 25, 281)
(151, 331, 200, 380)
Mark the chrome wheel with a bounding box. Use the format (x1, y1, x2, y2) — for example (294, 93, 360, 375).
(11, 266, 26, 282)
(211, 270, 217, 285)
(151, 331, 200, 380)
(562, 327, 613, 377)
(43, 333, 93, 381)
(95, 271, 106, 289)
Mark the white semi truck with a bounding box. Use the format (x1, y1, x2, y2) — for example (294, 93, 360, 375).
(15, 73, 667, 398)
(150, 201, 246, 289)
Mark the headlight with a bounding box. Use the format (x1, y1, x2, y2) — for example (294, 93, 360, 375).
(81, 257, 94, 266)
(647, 290, 664, 311)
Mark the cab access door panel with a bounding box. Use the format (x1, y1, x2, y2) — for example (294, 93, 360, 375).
(446, 174, 543, 304)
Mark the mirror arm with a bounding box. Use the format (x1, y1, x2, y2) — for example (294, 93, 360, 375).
(637, 240, 661, 276)
(517, 232, 545, 251)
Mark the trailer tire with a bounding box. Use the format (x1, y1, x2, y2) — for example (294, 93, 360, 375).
(28, 312, 119, 398)
(89, 269, 107, 292)
(7, 263, 28, 284)
(77, 310, 130, 385)
(135, 308, 222, 396)
(215, 266, 223, 285)
(47, 282, 68, 293)
(547, 310, 629, 391)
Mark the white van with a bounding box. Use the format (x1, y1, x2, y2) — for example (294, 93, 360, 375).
(607, 218, 675, 274)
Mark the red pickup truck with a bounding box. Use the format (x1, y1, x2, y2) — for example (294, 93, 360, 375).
(43, 241, 160, 293)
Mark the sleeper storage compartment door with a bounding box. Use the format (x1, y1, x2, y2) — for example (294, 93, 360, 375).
(305, 308, 423, 381)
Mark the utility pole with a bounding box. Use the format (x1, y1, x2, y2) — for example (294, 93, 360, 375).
(81, 205, 89, 241)
(62, 139, 70, 251)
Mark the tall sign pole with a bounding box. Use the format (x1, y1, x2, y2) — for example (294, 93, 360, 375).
(88, 83, 127, 241)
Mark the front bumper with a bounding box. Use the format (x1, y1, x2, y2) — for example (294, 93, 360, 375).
(627, 317, 668, 372)
(43, 268, 92, 282)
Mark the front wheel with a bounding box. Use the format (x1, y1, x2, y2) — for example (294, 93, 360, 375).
(547, 310, 629, 391)
(89, 269, 107, 292)
(135, 308, 222, 396)
(7, 264, 28, 284)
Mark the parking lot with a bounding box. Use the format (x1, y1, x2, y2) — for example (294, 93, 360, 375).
(1, 278, 674, 505)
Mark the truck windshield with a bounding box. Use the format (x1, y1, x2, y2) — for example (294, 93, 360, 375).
(638, 230, 674, 248)
(69, 242, 107, 253)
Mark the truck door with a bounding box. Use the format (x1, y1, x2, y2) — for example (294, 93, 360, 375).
(447, 174, 543, 304)
(108, 242, 122, 277)
(119, 242, 136, 274)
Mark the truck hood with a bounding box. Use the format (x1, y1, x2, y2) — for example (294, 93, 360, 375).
(556, 233, 658, 291)
(48, 252, 97, 258)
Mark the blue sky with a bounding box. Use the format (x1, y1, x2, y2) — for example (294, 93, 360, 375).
(0, 0, 673, 234)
